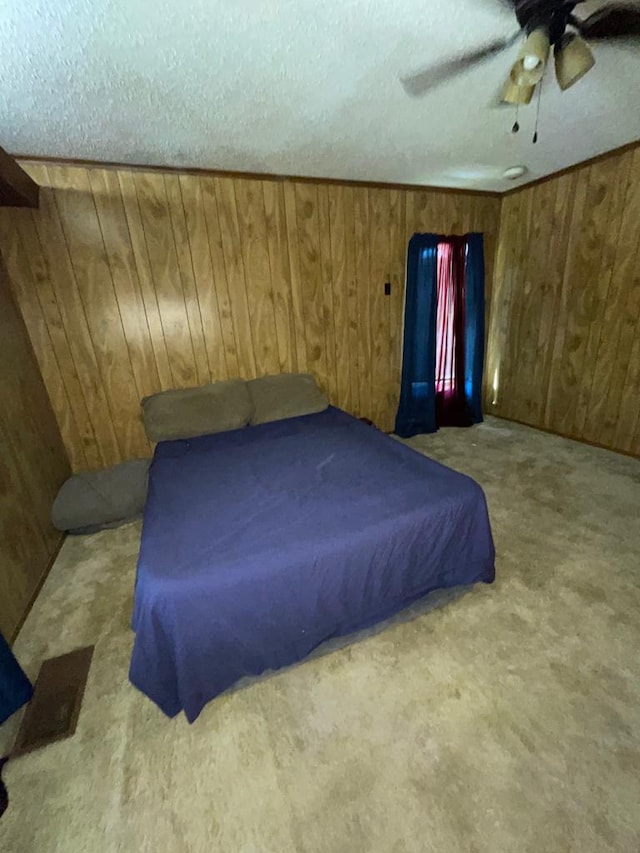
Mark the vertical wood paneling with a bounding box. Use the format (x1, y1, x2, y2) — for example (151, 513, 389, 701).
(488, 143, 640, 457)
(617, 319, 640, 455)
(233, 179, 280, 376)
(282, 182, 309, 375)
(562, 160, 618, 438)
(368, 188, 392, 428)
(500, 186, 535, 420)
(528, 174, 575, 424)
(510, 181, 556, 421)
(9, 162, 501, 469)
(175, 174, 230, 381)
(89, 168, 162, 409)
(353, 187, 372, 418)
(117, 170, 174, 391)
(600, 149, 640, 452)
(164, 174, 212, 387)
(18, 166, 118, 468)
(484, 192, 515, 411)
(197, 175, 241, 377)
(133, 172, 199, 389)
(294, 182, 330, 393)
(573, 155, 632, 438)
(262, 181, 297, 374)
(48, 165, 148, 462)
(0, 428, 48, 639)
(612, 151, 640, 453)
(0, 210, 89, 471)
(214, 177, 257, 378)
(387, 188, 407, 426)
(317, 185, 339, 405)
(343, 187, 362, 416)
(0, 252, 69, 639)
(35, 168, 122, 466)
(325, 185, 352, 411)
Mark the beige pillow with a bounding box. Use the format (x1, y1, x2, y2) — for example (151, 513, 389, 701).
(142, 380, 252, 442)
(52, 459, 150, 533)
(247, 373, 328, 425)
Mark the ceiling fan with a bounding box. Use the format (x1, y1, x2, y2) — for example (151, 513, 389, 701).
(401, 1, 640, 105)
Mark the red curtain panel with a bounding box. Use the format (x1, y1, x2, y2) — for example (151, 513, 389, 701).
(435, 237, 473, 427)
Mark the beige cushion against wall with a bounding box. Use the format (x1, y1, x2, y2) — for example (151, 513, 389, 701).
(248, 373, 328, 425)
(142, 380, 253, 442)
(52, 459, 150, 534)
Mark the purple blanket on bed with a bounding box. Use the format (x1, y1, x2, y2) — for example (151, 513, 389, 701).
(129, 407, 495, 721)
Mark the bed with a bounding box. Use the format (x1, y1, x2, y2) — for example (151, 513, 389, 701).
(129, 407, 495, 721)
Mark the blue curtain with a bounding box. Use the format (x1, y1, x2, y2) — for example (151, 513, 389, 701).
(394, 234, 439, 437)
(0, 632, 32, 725)
(464, 233, 485, 424)
(395, 232, 485, 438)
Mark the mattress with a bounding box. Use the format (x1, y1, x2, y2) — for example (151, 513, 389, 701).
(129, 407, 495, 721)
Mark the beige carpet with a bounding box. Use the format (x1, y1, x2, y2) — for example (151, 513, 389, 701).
(1, 416, 640, 853)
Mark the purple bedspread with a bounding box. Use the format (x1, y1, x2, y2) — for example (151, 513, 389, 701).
(130, 407, 495, 721)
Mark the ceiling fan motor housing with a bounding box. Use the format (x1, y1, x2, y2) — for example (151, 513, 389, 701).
(515, 1, 579, 45)
(401, 0, 640, 102)
(508, 1, 597, 95)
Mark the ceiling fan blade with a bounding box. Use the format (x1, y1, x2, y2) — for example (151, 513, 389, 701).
(571, 4, 640, 40)
(401, 33, 520, 97)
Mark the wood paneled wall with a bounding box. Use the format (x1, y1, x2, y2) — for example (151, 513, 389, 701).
(0, 163, 500, 470)
(0, 252, 70, 641)
(487, 144, 640, 457)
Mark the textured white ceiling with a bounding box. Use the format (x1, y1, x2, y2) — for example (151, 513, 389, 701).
(1, 0, 639, 191)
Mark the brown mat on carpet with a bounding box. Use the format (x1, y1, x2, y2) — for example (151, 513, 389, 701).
(12, 646, 94, 757)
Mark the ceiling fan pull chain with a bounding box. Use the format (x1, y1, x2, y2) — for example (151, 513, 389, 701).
(533, 73, 544, 144)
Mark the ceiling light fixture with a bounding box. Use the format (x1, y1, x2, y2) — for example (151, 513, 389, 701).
(503, 165, 527, 180)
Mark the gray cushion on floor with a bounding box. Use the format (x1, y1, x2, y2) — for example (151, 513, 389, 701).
(141, 380, 252, 442)
(52, 459, 151, 534)
(247, 373, 328, 425)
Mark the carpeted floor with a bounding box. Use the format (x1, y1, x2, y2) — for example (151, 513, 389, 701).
(1, 416, 639, 853)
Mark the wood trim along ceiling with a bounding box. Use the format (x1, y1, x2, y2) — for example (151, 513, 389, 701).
(12, 135, 639, 198)
(12, 155, 502, 198)
(0, 162, 500, 470)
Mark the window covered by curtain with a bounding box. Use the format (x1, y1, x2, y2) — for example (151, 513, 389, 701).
(395, 232, 485, 438)
(435, 237, 472, 427)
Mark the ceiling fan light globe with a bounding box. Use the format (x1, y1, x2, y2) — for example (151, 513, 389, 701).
(555, 34, 596, 91)
(510, 28, 550, 86)
(511, 69, 533, 87)
(501, 78, 535, 105)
